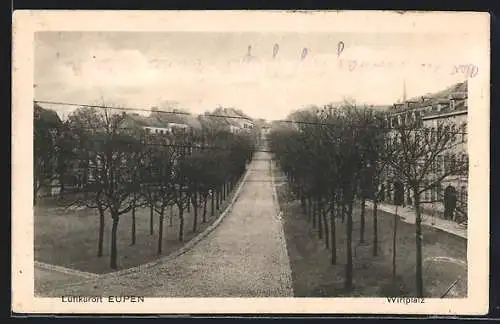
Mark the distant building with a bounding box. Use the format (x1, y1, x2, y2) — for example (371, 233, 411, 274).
(121, 113, 190, 135)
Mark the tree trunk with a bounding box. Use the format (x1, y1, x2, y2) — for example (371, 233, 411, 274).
(169, 204, 174, 227)
(323, 200, 329, 249)
(158, 208, 164, 255)
(345, 195, 354, 291)
(413, 189, 424, 297)
(97, 207, 105, 257)
(211, 190, 215, 216)
(216, 189, 220, 211)
(373, 199, 379, 257)
(110, 215, 120, 270)
(192, 198, 198, 233)
(312, 199, 317, 228)
(300, 192, 306, 213)
(149, 199, 154, 235)
(360, 197, 366, 243)
(330, 201, 336, 265)
(202, 197, 208, 223)
(59, 177, 65, 198)
(307, 196, 312, 221)
(131, 201, 136, 246)
(178, 207, 185, 242)
(317, 199, 323, 239)
(392, 205, 399, 286)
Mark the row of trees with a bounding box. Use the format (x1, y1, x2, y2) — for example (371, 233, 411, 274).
(268, 103, 467, 297)
(34, 103, 256, 269)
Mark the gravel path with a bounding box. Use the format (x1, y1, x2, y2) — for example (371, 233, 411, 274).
(46, 151, 294, 297)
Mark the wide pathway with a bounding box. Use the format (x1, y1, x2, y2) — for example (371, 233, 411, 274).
(47, 151, 294, 297)
(365, 201, 467, 239)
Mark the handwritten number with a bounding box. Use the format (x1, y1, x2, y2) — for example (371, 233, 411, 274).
(301, 47, 309, 60)
(470, 65, 478, 78)
(337, 41, 345, 57)
(273, 44, 280, 59)
(451, 64, 478, 78)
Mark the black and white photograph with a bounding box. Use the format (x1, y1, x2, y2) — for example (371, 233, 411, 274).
(12, 11, 490, 314)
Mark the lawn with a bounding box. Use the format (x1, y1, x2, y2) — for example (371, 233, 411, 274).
(274, 171, 467, 298)
(35, 188, 240, 275)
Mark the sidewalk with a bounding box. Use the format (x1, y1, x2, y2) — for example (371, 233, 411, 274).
(364, 201, 467, 239)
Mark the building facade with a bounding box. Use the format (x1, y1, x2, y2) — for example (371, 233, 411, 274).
(381, 81, 468, 223)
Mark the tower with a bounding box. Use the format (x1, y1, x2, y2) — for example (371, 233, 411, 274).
(402, 78, 407, 102)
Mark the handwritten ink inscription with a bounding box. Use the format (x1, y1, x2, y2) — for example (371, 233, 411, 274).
(337, 41, 345, 57)
(148, 40, 479, 79)
(338, 59, 479, 78)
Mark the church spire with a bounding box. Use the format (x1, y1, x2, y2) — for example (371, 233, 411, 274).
(402, 78, 407, 102)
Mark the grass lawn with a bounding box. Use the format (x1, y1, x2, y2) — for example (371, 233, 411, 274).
(35, 187, 240, 275)
(274, 171, 467, 298)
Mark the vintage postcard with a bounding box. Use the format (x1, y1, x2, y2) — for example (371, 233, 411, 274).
(12, 10, 490, 315)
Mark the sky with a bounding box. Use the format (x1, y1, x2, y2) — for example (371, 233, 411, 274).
(34, 31, 479, 121)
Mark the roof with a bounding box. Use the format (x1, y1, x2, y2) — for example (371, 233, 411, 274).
(390, 81, 468, 113)
(150, 108, 202, 130)
(409, 81, 468, 105)
(125, 113, 164, 128)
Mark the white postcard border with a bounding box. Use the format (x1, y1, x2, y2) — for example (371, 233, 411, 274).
(12, 10, 490, 315)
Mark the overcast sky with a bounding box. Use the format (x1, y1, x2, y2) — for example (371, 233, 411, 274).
(34, 31, 478, 120)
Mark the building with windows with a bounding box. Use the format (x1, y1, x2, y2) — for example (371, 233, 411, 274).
(381, 81, 468, 223)
(121, 113, 190, 135)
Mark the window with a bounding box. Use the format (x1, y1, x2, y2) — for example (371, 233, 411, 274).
(443, 154, 449, 173)
(461, 123, 467, 143)
(450, 125, 457, 142)
(449, 154, 456, 170)
(433, 157, 440, 173)
(437, 155, 443, 174)
(424, 181, 430, 201)
(423, 128, 430, 142)
(430, 185, 436, 201)
(430, 128, 436, 142)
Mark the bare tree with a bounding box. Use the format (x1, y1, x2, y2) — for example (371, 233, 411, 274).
(388, 121, 468, 297)
(145, 138, 177, 255)
(71, 105, 146, 269)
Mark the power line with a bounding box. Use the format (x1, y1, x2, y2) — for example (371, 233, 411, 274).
(34, 100, 468, 135)
(34, 100, 254, 122)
